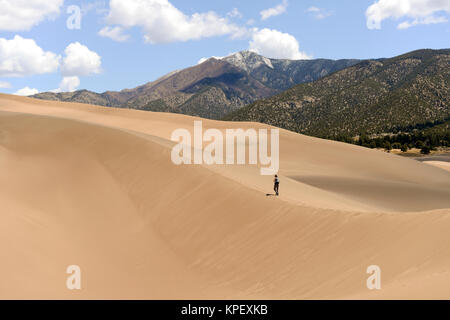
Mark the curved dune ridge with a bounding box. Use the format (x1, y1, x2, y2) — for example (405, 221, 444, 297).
(0, 93, 450, 299)
(424, 161, 450, 172)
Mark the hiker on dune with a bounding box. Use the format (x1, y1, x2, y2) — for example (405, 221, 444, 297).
(274, 175, 280, 196)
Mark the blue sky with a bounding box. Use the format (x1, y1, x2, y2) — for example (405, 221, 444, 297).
(0, 0, 448, 95)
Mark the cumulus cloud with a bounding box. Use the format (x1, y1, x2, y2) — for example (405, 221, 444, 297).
(366, 0, 450, 30)
(307, 6, 332, 20)
(50, 76, 82, 93)
(0, 81, 11, 89)
(58, 76, 81, 92)
(104, 0, 244, 43)
(14, 87, 39, 96)
(61, 42, 102, 77)
(249, 28, 311, 60)
(98, 26, 130, 42)
(0, 0, 63, 31)
(260, 0, 288, 20)
(48, 43, 102, 93)
(0, 35, 60, 77)
(0, 37, 101, 94)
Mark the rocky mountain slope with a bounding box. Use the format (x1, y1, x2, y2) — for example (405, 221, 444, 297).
(225, 49, 450, 138)
(32, 51, 358, 119)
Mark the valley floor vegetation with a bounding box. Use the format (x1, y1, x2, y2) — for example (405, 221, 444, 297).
(329, 119, 450, 155)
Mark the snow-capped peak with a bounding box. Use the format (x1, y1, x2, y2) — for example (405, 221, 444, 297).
(223, 51, 274, 72)
(197, 51, 275, 72)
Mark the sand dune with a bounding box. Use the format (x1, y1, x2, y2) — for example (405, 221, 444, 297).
(424, 161, 450, 172)
(0, 93, 450, 299)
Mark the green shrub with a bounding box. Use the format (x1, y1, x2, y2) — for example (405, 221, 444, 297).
(420, 146, 431, 154)
(384, 142, 392, 151)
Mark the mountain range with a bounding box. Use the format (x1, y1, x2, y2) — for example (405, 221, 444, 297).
(226, 49, 450, 138)
(32, 51, 359, 119)
(32, 49, 449, 139)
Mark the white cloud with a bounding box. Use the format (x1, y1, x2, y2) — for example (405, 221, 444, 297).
(0, 0, 63, 31)
(260, 0, 288, 21)
(307, 6, 332, 20)
(0, 38, 101, 95)
(48, 43, 101, 93)
(58, 76, 80, 92)
(197, 56, 225, 64)
(105, 0, 244, 44)
(249, 28, 311, 60)
(0, 35, 60, 77)
(61, 42, 102, 77)
(50, 76, 84, 93)
(98, 26, 129, 42)
(397, 14, 448, 29)
(227, 8, 242, 19)
(366, 0, 450, 30)
(308, 7, 320, 13)
(0, 81, 11, 89)
(14, 87, 39, 96)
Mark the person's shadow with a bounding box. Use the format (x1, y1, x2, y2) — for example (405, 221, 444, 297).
(266, 193, 277, 197)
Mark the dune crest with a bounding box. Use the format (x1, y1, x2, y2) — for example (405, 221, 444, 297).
(424, 161, 450, 172)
